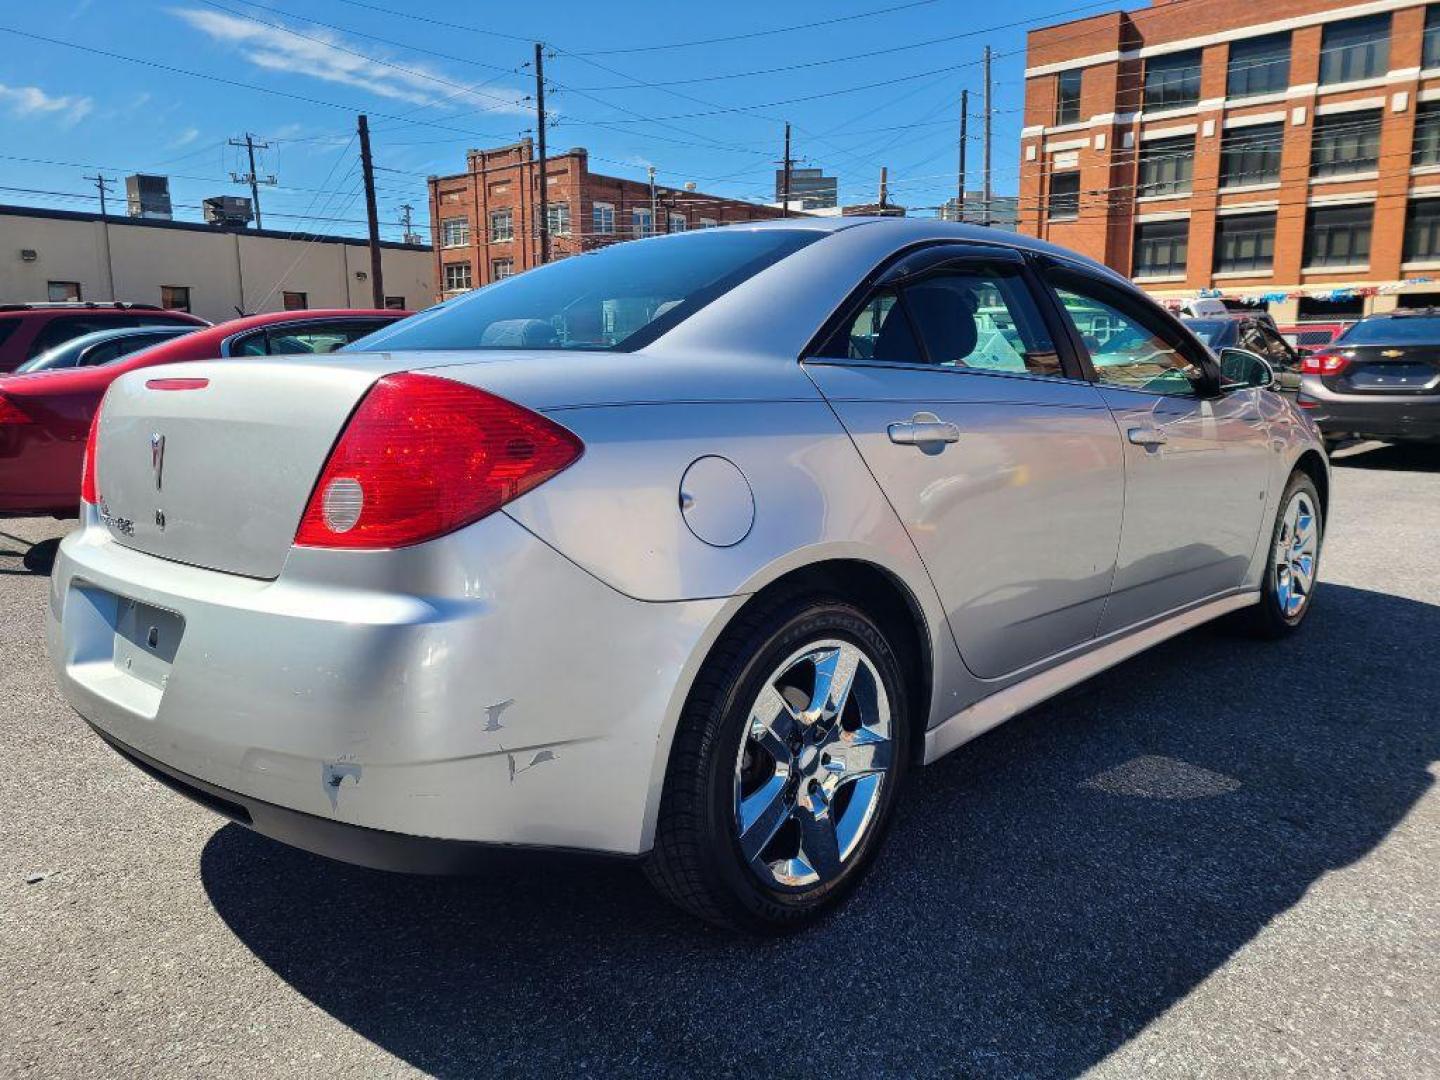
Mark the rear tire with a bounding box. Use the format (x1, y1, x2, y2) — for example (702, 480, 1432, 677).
(1231, 471, 1323, 639)
(644, 594, 911, 934)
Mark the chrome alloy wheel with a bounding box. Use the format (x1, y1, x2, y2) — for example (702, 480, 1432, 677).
(732, 639, 893, 890)
(1274, 489, 1320, 618)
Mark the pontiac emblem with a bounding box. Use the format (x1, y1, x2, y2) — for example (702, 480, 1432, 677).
(150, 433, 166, 491)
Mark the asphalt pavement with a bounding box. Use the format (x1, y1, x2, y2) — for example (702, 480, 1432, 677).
(2, 442, 1437, 1078)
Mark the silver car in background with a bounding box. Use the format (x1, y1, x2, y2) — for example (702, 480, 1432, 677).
(47, 219, 1329, 932)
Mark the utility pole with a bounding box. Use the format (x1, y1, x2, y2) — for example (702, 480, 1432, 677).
(982, 46, 993, 227)
(878, 166, 889, 211)
(84, 173, 117, 301)
(534, 42, 550, 265)
(648, 165, 658, 235)
(399, 202, 420, 245)
(957, 88, 968, 223)
(781, 121, 793, 218)
(356, 114, 385, 307)
(228, 133, 276, 229)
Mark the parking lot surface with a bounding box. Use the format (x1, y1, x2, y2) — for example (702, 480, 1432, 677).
(2, 442, 1437, 1079)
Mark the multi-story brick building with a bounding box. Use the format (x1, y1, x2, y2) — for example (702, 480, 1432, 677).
(1019, 0, 1440, 323)
(427, 140, 785, 300)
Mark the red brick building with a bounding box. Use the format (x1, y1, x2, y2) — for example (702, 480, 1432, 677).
(427, 140, 786, 299)
(1019, 0, 1440, 323)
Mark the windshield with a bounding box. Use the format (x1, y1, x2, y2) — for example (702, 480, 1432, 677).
(1181, 319, 1236, 347)
(348, 228, 822, 354)
(1337, 316, 1440, 344)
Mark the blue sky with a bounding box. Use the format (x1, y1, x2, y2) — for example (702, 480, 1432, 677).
(0, 0, 1110, 240)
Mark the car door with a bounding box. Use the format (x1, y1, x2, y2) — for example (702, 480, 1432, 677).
(1037, 261, 1274, 634)
(803, 245, 1125, 679)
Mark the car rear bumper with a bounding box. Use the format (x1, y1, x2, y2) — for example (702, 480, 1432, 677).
(47, 510, 727, 860)
(1298, 382, 1440, 441)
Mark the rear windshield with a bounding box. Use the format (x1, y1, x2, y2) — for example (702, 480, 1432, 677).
(348, 229, 822, 353)
(1338, 317, 1440, 344)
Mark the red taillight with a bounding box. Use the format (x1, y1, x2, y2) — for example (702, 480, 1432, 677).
(0, 392, 33, 425)
(294, 373, 583, 550)
(1301, 351, 1350, 376)
(80, 403, 103, 506)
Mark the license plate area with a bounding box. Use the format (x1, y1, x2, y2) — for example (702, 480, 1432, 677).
(113, 598, 184, 690)
(1346, 364, 1440, 393)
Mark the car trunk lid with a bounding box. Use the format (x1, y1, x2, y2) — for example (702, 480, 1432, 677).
(1324, 344, 1440, 396)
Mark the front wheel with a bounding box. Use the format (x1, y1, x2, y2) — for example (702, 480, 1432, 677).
(1233, 471, 1323, 638)
(644, 595, 910, 933)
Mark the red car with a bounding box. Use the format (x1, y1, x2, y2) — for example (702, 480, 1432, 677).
(0, 309, 408, 519)
(0, 303, 209, 373)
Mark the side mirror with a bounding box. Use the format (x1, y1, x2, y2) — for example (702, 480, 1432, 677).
(1217, 347, 1275, 391)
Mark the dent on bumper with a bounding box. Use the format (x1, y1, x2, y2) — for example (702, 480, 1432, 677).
(47, 512, 726, 857)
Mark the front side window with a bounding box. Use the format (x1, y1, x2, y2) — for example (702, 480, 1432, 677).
(1143, 50, 1202, 112)
(1138, 135, 1194, 196)
(282, 291, 307, 311)
(160, 285, 191, 312)
(489, 209, 513, 242)
(1311, 110, 1381, 178)
(1404, 199, 1440, 262)
(1049, 172, 1080, 220)
(352, 228, 821, 354)
(1305, 204, 1373, 267)
(443, 262, 472, 292)
(1320, 14, 1390, 85)
(440, 217, 469, 247)
(592, 202, 615, 235)
(1215, 212, 1277, 273)
(1228, 33, 1290, 98)
(1133, 220, 1189, 277)
(1046, 270, 1206, 396)
(1220, 123, 1283, 186)
(545, 202, 570, 237)
(47, 281, 81, 302)
(1056, 69, 1082, 125)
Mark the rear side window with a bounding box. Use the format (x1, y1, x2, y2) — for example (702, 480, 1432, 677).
(348, 229, 821, 354)
(828, 289, 923, 363)
(237, 319, 396, 356)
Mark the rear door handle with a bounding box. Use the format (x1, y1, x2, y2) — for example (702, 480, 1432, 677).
(888, 413, 961, 447)
(1127, 426, 1168, 448)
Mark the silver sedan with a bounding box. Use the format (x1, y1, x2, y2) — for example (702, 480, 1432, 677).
(47, 218, 1329, 932)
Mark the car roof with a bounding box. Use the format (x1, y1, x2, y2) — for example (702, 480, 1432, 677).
(213, 308, 408, 331)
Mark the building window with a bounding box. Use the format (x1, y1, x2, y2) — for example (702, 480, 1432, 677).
(1426, 6, 1440, 70)
(1133, 220, 1189, 277)
(489, 209, 513, 242)
(1304, 204, 1373, 267)
(1048, 172, 1080, 220)
(491, 258, 515, 280)
(1415, 101, 1440, 166)
(1143, 50, 1202, 113)
(1055, 69, 1082, 125)
(1138, 135, 1194, 196)
(442, 262, 472, 292)
(545, 202, 571, 237)
(632, 207, 653, 237)
(668, 212, 687, 233)
(1227, 33, 1290, 98)
(47, 281, 81, 302)
(592, 201, 615, 235)
(1310, 110, 1381, 178)
(160, 285, 191, 312)
(1319, 14, 1390, 86)
(282, 291, 308, 311)
(1214, 212, 1277, 273)
(1220, 123, 1283, 187)
(1404, 199, 1440, 262)
(698, 217, 719, 229)
(440, 217, 469, 247)
(384, 295, 406, 310)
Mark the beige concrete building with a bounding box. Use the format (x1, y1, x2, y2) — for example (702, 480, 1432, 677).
(0, 204, 434, 322)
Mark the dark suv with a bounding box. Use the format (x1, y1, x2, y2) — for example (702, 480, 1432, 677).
(0, 303, 208, 373)
(1298, 309, 1440, 446)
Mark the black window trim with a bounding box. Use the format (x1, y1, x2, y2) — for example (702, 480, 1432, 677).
(800, 242, 1092, 384)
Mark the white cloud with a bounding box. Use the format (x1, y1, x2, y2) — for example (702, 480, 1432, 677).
(168, 126, 202, 148)
(171, 8, 523, 114)
(0, 83, 94, 126)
